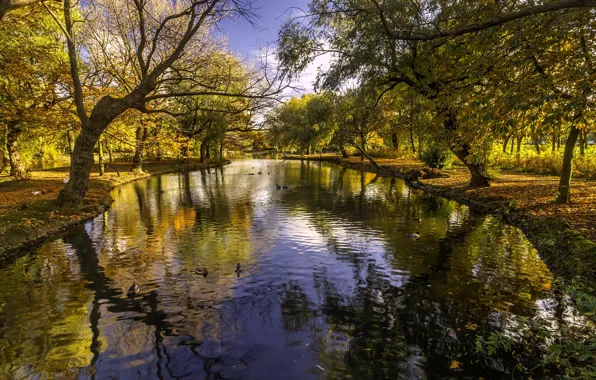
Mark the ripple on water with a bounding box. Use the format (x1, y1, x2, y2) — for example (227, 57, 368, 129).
(0, 159, 569, 379)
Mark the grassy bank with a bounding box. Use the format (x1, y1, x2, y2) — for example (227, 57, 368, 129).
(0, 159, 228, 258)
(288, 154, 596, 304)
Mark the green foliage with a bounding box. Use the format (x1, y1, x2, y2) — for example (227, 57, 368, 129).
(491, 146, 596, 180)
(420, 142, 454, 169)
(268, 93, 335, 154)
(475, 313, 596, 379)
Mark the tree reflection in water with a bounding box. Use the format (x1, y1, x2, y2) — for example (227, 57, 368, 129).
(0, 159, 576, 379)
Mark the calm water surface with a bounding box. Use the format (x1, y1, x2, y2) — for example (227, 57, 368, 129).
(0, 159, 563, 379)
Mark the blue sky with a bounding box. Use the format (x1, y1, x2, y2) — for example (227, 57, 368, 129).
(219, 0, 309, 58)
(217, 0, 328, 95)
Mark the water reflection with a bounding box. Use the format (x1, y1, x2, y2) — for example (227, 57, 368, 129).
(0, 159, 568, 378)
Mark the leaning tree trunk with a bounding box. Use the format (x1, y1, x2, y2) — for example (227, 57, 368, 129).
(556, 125, 581, 204)
(6, 121, 24, 178)
(59, 124, 103, 205)
(131, 125, 148, 172)
(444, 110, 491, 188)
(58, 93, 137, 206)
(350, 140, 379, 168)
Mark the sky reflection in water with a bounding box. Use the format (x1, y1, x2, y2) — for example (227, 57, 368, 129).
(0, 159, 561, 379)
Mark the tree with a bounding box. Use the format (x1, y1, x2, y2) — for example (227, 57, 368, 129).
(278, 0, 596, 188)
(0, 5, 69, 178)
(266, 93, 335, 156)
(333, 88, 388, 167)
(0, 0, 55, 20)
(50, 0, 284, 206)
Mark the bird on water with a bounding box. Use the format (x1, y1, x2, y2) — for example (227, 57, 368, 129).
(407, 232, 421, 240)
(127, 283, 140, 297)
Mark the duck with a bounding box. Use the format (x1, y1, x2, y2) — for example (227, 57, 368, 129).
(127, 283, 140, 297)
(258, 172, 262, 175)
(158, 189, 165, 194)
(282, 185, 289, 190)
(194, 267, 208, 277)
(407, 232, 421, 240)
(235, 263, 242, 274)
(276, 184, 281, 190)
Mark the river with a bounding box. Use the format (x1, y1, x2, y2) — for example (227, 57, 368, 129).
(0, 159, 569, 379)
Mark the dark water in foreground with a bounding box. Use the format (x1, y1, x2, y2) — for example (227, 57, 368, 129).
(0, 159, 563, 379)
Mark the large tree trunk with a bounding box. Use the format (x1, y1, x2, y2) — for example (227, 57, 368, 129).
(450, 144, 492, 187)
(444, 110, 490, 188)
(552, 133, 556, 153)
(516, 136, 523, 158)
(6, 121, 24, 178)
(59, 124, 102, 205)
(58, 94, 136, 206)
(556, 125, 581, 204)
(132, 124, 148, 172)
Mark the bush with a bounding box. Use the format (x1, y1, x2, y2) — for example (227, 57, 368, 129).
(421, 142, 454, 169)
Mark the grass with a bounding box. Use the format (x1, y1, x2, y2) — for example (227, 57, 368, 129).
(490, 145, 596, 180)
(0, 159, 228, 257)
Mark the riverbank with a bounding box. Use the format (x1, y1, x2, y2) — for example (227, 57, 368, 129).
(288, 154, 596, 307)
(0, 159, 228, 258)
